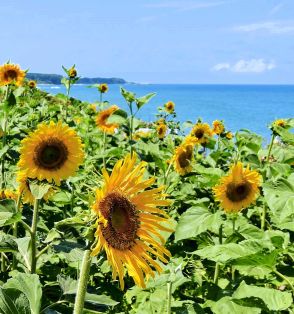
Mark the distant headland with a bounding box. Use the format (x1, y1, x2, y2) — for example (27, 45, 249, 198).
(26, 73, 127, 85)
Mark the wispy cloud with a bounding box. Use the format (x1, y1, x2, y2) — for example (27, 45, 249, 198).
(233, 21, 294, 34)
(145, 1, 229, 11)
(269, 3, 284, 16)
(212, 59, 276, 73)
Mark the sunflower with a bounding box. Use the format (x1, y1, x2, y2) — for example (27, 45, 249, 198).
(164, 101, 175, 113)
(96, 105, 119, 134)
(173, 141, 194, 175)
(212, 120, 224, 135)
(274, 119, 286, 128)
(156, 123, 167, 139)
(91, 153, 172, 289)
(190, 122, 213, 145)
(213, 162, 261, 213)
(16, 172, 54, 204)
(156, 118, 165, 125)
(0, 63, 26, 87)
(226, 131, 233, 140)
(98, 83, 108, 93)
(28, 80, 37, 89)
(18, 121, 84, 185)
(69, 67, 77, 79)
(0, 189, 17, 201)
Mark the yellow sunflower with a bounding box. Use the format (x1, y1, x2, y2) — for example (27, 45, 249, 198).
(164, 101, 175, 113)
(0, 63, 26, 87)
(156, 123, 167, 139)
(0, 189, 17, 201)
(28, 80, 37, 89)
(226, 131, 233, 140)
(213, 162, 261, 213)
(173, 142, 194, 175)
(274, 119, 286, 128)
(69, 67, 77, 79)
(96, 105, 119, 134)
(16, 172, 54, 204)
(91, 153, 172, 289)
(156, 118, 165, 125)
(212, 120, 224, 135)
(191, 122, 213, 145)
(98, 83, 109, 93)
(18, 121, 84, 185)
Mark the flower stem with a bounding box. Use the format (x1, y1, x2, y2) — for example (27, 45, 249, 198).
(167, 281, 172, 314)
(261, 205, 267, 230)
(266, 134, 275, 163)
(273, 269, 294, 295)
(102, 131, 106, 169)
(213, 224, 223, 285)
(73, 249, 92, 314)
(30, 198, 40, 274)
(12, 194, 22, 269)
(129, 102, 134, 156)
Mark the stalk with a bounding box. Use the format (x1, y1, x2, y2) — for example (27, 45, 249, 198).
(73, 249, 92, 314)
(30, 198, 40, 274)
(261, 205, 267, 230)
(273, 269, 294, 295)
(167, 281, 172, 314)
(102, 131, 106, 169)
(12, 194, 22, 269)
(266, 133, 275, 163)
(213, 224, 223, 284)
(129, 102, 134, 156)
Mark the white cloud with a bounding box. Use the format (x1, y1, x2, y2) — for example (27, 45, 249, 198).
(233, 21, 294, 34)
(212, 59, 276, 73)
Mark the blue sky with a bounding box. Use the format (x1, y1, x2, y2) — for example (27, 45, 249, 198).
(1, 0, 294, 83)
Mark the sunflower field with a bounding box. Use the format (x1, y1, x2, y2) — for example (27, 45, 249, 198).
(0, 63, 293, 314)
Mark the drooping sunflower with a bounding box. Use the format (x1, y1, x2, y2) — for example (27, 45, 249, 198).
(212, 120, 224, 135)
(173, 140, 194, 175)
(28, 80, 37, 89)
(69, 67, 77, 79)
(98, 83, 108, 93)
(0, 63, 26, 87)
(18, 121, 84, 185)
(191, 122, 213, 145)
(213, 162, 261, 213)
(91, 153, 172, 289)
(164, 101, 175, 113)
(96, 105, 119, 134)
(0, 189, 17, 201)
(16, 172, 54, 204)
(156, 123, 167, 139)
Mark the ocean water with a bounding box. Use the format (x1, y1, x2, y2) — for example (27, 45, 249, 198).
(40, 84, 294, 141)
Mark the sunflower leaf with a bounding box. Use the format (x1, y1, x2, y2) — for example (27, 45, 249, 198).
(29, 181, 52, 200)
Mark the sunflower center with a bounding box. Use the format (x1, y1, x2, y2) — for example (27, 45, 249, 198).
(178, 147, 193, 168)
(226, 182, 251, 202)
(99, 192, 139, 250)
(33, 138, 68, 170)
(4, 70, 18, 81)
(194, 129, 204, 139)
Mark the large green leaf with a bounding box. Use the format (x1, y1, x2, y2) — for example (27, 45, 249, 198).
(175, 206, 222, 241)
(0, 234, 18, 252)
(136, 92, 156, 109)
(3, 273, 42, 314)
(0, 199, 21, 227)
(233, 281, 293, 311)
(0, 288, 31, 314)
(263, 177, 294, 231)
(193, 240, 274, 263)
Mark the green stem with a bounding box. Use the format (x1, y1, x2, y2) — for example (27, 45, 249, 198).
(266, 133, 275, 163)
(214, 224, 223, 284)
(12, 194, 22, 269)
(261, 205, 267, 230)
(102, 131, 106, 169)
(30, 198, 40, 274)
(273, 269, 294, 294)
(1, 86, 9, 189)
(129, 102, 134, 156)
(36, 244, 51, 260)
(73, 249, 92, 314)
(164, 161, 173, 187)
(167, 281, 172, 314)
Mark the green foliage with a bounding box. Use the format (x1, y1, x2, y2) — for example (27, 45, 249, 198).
(0, 80, 293, 313)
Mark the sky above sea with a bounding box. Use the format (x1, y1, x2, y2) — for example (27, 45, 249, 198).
(1, 0, 294, 84)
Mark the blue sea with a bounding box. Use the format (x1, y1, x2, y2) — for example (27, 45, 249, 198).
(40, 84, 294, 141)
